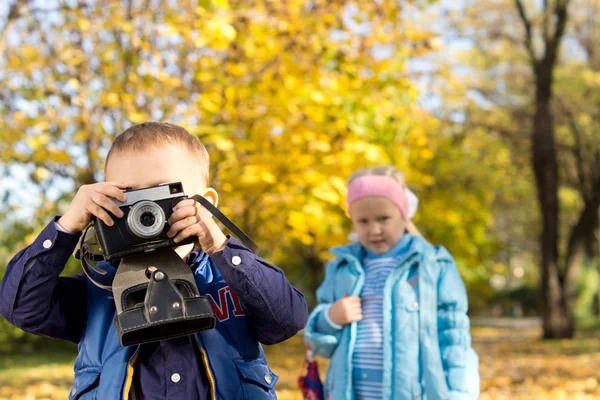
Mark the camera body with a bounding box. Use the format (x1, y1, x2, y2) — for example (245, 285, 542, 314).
(95, 182, 194, 261)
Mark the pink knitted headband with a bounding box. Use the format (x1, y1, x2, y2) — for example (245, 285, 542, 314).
(347, 175, 410, 220)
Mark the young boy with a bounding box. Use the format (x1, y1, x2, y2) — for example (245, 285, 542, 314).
(0, 122, 308, 400)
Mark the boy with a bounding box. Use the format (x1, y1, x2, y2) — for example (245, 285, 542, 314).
(0, 122, 308, 400)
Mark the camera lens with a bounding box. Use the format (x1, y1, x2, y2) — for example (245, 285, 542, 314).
(127, 201, 166, 239)
(140, 212, 156, 227)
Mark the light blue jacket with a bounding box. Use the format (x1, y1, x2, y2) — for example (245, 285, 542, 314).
(304, 235, 480, 400)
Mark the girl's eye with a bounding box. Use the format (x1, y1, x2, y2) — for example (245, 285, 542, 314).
(379, 216, 389, 222)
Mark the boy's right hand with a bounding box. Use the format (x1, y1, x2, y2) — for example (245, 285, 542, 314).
(328, 295, 362, 326)
(57, 182, 129, 234)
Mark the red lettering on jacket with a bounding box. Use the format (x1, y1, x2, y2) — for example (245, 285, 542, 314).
(207, 287, 246, 322)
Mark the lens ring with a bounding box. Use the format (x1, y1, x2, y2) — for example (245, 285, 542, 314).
(127, 200, 166, 239)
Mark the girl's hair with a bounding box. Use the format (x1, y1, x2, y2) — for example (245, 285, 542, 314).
(348, 165, 421, 236)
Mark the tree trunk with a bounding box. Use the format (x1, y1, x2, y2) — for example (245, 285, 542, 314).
(533, 88, 573, 338)
(302, 242, 325, 310)
(516, 0, 572, 339)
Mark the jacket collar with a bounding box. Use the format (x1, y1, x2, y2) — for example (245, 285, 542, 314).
(329, 234, 433, 267)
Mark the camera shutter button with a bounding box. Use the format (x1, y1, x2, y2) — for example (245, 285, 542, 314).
(43, 240, 52, 249)
(231, 256, 242, 266)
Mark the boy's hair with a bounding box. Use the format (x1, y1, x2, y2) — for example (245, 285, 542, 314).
(106, 121, 210, 183)
(348, 165, 421, 236)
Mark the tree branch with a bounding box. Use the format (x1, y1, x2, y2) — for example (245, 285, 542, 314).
(514, 0, 538, 68)
(542, 0, 550, 43)
(544, 0, 569, 68)
(556, 96, 590, 200)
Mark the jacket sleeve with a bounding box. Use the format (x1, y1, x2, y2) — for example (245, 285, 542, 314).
(210, 237, 308, 345)
(436, 255, 480, 399)
(0, 218, 87, 343)
(304, 261, 344, 359)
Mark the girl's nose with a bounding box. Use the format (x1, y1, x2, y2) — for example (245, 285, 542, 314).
(370, 223, 382, 235)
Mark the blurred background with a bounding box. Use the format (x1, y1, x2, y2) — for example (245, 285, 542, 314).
(0, 0, 598, 399)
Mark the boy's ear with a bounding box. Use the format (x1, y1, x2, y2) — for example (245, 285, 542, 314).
(202, 187, 219, 207)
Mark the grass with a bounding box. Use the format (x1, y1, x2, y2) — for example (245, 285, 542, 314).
(0, 346, 76, 400)
(2, 326, 600, 399)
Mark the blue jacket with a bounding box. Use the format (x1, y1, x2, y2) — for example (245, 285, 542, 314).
(304, 235, 479, 400)
(0, 219, 308, 400)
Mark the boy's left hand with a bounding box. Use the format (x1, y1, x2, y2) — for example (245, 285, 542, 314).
(167, 198, 228, 254)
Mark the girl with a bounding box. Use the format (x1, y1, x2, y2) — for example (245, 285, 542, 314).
(305, 166, 480, 400)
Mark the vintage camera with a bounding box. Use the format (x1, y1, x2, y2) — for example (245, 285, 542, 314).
(95, 182, 195, 261)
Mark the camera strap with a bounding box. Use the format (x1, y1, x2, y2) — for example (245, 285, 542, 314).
(191, 194, 260, 255)
(74, 224, 114, 291)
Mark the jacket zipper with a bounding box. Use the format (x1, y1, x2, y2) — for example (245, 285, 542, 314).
(195, 336, 217, 400)
(345, 257, 364, 400)
(122, 347, 140, 400)
(344, 251, 420, 399)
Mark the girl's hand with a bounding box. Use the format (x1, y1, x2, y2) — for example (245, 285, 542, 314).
(328, 295, 362, 326)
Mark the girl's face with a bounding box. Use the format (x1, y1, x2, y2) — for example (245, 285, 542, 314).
(350, 196, 406, 254)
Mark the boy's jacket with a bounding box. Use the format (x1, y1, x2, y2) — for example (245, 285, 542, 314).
(0, 219, 308, 399)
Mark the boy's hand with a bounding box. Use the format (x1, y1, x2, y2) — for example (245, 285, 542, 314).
(167, 198, 228, 254)
(57, 182, 129, 234)
(328, 295, 362, 326)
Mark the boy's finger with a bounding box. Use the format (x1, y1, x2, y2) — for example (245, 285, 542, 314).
(88, 203, 114, 226)
(92, 194, 124, 218)
(173, 223, 201, 243)
(168, 205, 197, 225)
(98, 184, 128, 203)
(102, 181, 130, 188)
(173, 198, 196, 210)
(167, 215, 200, 237)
